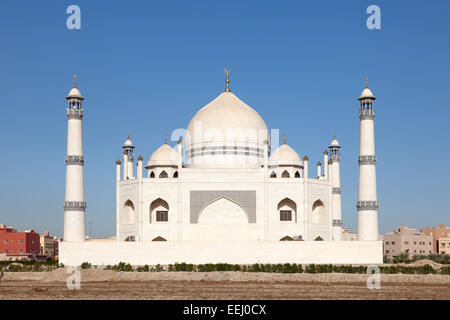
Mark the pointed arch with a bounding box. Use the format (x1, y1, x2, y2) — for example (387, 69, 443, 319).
(277, 198, 296, 222)
(270, 171, 277, 178)
(123, 200, 135, 224)
(280, 235, 293, 241)
(150, 171, 155, 178)
(173, 171, 178, 178)
(314, 236, 324, 241)
(159, 170, 168, 178)
(152, 236, 167, 241)
(295, 171, 301, 178)
(199, 196, 249, 222)
(312, 199, 326, 224)
(281, 170, 290, 178)
(150, 198, 169, 223)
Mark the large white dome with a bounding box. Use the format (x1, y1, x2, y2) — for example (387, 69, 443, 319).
(185, 91, 270, 168)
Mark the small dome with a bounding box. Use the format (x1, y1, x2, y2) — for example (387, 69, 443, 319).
(66, 87, 84, 100)
(329, 138, 340, 148)
(269, 144, 303, 167)
(123, 138, 134, 147)
(358, 87, 375, 100)
(147, 144, 178, 167)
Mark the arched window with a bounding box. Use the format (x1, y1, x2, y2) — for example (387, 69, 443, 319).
(295, 171, 301, 178)
(277, 198, 296, 222)
(159, 170, 168, 178)
(312, 200, 326, 224)
(123, 200, 135, 224)
(280, 236, 293, 241)
(150, 198, 169, 223)
(173, 171, 178, 178)
(270, 171, 277, 178)
(152, 236, 167, 241)
(281, 170, 290, 178)
(150, 171, 155, 178)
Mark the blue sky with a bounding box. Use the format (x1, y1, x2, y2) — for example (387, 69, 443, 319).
(0, 0, 449, 238)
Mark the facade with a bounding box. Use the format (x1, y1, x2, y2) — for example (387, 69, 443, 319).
(437, 237, 450, 255)
(60, 73, 383, 265)
(420, 224, 450, 253)
(0, 227, 41, 260)
(383, 225, 433, 259)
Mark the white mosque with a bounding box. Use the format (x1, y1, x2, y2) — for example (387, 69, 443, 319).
(60, 72, 382, 265)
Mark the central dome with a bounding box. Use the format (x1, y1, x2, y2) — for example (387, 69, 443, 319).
(185, 91, 270, 168)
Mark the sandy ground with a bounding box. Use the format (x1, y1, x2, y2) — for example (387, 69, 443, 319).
(1, 269, 449, 300)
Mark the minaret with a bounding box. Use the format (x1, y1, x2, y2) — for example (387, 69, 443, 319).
(357, 78, 379, 241)
(329, 135, 343, 241)
(122, 133, 135, 179)
(63, 75, 86, 242)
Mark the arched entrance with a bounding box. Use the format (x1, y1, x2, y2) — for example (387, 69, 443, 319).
(198, 197, 248, 241)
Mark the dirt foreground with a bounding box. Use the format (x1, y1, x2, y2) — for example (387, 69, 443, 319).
(1, 269, 449, 300)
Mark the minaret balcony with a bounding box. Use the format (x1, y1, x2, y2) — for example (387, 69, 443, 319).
(356, 200, 379, 210)
(359, 109, 375, 120)
(332, 187, 342, 194)
(66, 108, 84, 119)
(65, 155, 85, 166)
(358, 155, 376, 165)
(63, 201, 87, 211)
(332, 219, 343, 226)
(330, 154, 340, 162)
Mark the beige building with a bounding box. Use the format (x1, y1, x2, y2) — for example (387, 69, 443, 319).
(40, 232, 57, 259)
(437, 237, 450, 255)
(384, 225, 433, 259)
(420, 224, 450, 253)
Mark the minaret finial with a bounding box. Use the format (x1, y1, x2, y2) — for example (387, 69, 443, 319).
(333, 131, 336, 139)
(164, 133, 167, 144)
(283, 133, 286, 144)
(365, 76, 368, 88)
(224, 68, 231, 92)
(127, 131, 130, 139)
(73, 74, 77, 88)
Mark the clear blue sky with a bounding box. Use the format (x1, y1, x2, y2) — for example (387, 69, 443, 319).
(0, 0, 449, 238)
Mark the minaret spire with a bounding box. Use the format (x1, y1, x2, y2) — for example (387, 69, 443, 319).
(63, 76, 86, 242)
(224, 68, 231, 92)
(357, 78, 379, 241)
(329, 135, 343, 240)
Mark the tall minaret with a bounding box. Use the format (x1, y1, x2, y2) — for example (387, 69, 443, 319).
(329, 135, 343, 241)
(63, 75, 86, 242)
(357, 78, 379, 241)
(122, 133, 135, 179)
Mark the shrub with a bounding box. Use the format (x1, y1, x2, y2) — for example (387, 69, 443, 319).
(80, 262, 91, 269)
(440, 266, 450, 275)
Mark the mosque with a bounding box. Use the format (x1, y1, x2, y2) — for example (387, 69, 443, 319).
(60, 71, 382, 265)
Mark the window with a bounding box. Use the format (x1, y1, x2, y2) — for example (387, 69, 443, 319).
(270, 171, 276, 178)
(281, 170, 290, 178)
(156, 210, 168, 222)
(295, 171, 301, 178)
(150, 171, 155, 178)
(3, 249, 7, 253)
(414, 241, 416, 245)
(3, 240, 7, 244)
(391, 241, 395, 245)
(404, 241, 409, 245)
(173, 171, 178, 178)
(385, 241, 389, 245)
(280, 210, 292, 221)
(159, 171, 168, 178)
(19, 239, 23, 243)
(386, 250, 389, 253)
(19, 249, 23, 253)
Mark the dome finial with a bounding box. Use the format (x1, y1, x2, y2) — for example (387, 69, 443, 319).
(283, 133, 286, 144)
(224, 68, 231, 92)
(73, 74, 77, 88)
(127, 130, 130, 140)
(365, 76, 368, 88)
(333, 131, 336, 139)
(164, 133, 167, 144)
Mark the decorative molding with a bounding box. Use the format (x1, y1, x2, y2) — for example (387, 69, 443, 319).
(65, 155, 84, 166)
(332, 219, 343, 226)
(63, 201, 87, 211)
(66, 108, 83, 119)
(359, 109, 375, 120)
(332, 187, 341, 194)
(358, 155, 376, 165)
(356, 200, 379, 210)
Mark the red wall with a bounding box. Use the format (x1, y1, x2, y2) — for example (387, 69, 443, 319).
(0, 228, 40, 255)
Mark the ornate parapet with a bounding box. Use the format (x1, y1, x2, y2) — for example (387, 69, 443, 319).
(66, 108, 84, 119)
(63, 201, 87, 211)
(332, 219, 343, 226)
(332, 187, 342, 194)
(359, 109, 375, 120)
(358, 155, 376, 165)
(356, 200, 379, 210)
(65, 155, 85, 166)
